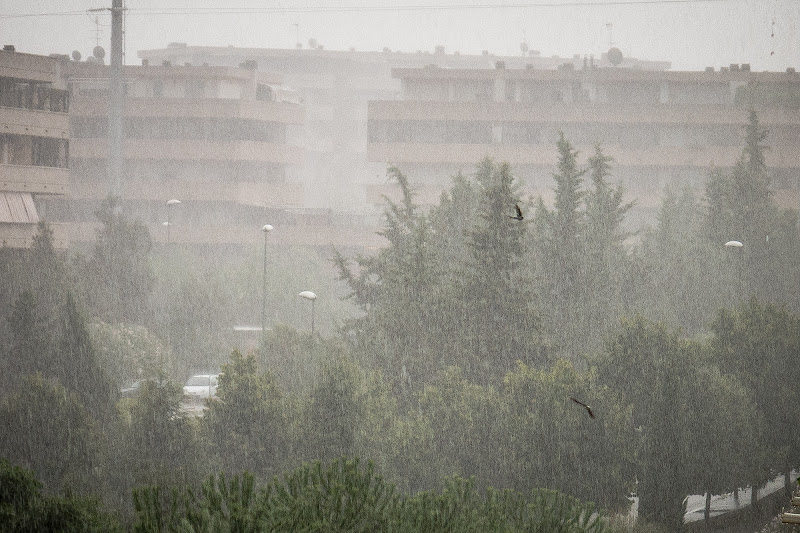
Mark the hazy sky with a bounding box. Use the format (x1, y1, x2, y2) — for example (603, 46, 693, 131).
(1, 0, 798, 71)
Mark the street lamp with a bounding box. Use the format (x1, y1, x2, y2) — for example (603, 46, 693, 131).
(166, 199, 181, 244)
(261, 224, 273, 343)
(299, 290, 317, 335)
(725, 240, 743, 248)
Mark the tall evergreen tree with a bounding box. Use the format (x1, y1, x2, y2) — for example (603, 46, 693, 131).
(704, 109, 799, 305)
(537, 133, 587, 358)
(5, 290, 49, 382)
(57, 293, 117, 420)
(83, 197, 154, 324)
(335, 166, 445, 384)
(581, 145, 634, 351)
(452, 158, 542, 380)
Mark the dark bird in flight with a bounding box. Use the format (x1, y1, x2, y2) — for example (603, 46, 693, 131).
(570, 397, 595, 419)
(509, 204, 524, 221)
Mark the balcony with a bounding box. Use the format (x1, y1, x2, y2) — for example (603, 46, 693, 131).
(368, 100, 800, 126)
(0, 105, 70, 138)
(70, 138, 304, 164)
(0, 164, 69, 194)
(368, 142, 800, 170)
(0, 221, 67, 249)
(70, 96, 304, 124)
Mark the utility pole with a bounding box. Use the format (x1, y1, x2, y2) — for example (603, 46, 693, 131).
(108, 0, 124, 200)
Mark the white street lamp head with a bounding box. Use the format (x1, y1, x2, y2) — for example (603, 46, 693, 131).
(725, 240, 743, 248)
(299, 291, 317, 301)
(162, 221, 171, 226)
(262, 224, 274, 232)
(167, 199, 181, 206)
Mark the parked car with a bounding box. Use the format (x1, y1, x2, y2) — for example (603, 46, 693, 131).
(182, 374, 219, 414)
(120, 379, 147, 399)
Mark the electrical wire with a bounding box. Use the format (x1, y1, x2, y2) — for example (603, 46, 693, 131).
(0, 0, 745, 20)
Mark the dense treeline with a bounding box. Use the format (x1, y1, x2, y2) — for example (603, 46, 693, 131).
(0, 109, 798, 531)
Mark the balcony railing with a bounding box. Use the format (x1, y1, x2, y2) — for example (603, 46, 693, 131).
(0, 80, 69, 113)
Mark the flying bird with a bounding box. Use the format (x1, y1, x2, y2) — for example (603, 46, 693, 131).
(570, 397, 595, 419)
(508, 204, 524, 221)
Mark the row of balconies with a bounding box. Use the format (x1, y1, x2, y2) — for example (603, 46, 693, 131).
(69, 96, 304, 123)
(368, 100, 800, 126)
(70, 138, 302, 164)
(71, 116, 289, 143)
(367, 142, 800, 170)
(0, 73, 69, 112)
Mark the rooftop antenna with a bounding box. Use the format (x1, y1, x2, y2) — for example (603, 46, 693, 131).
(93, 16, 103, 48)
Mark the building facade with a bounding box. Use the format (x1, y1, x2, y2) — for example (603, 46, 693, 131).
(137, 44, 669, 217)
(367, 62, 800, 220)
(0, 47, 69, 248)
(59, 60, 308, 246)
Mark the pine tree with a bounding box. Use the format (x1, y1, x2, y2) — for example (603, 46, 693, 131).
(5, 291, 49, 382)
(537, 133, 587, 357)
(453, 158, 542, 379)
(581, 145, 634, 350)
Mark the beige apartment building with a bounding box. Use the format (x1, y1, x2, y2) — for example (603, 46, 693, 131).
(59, 60, 311, 246)
(0, 47, 69, 248)
(367, 62, 800, 220)
(137, 44, 669, 219)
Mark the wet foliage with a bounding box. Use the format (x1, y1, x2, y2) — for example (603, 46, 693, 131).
(0, 110, 798, 531)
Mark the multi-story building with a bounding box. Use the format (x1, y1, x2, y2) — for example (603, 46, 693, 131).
(367, 62, 800, 221)
(59, 60, 309, 246)
(137, 44, 669, 219)
(0, 46, 69, 248)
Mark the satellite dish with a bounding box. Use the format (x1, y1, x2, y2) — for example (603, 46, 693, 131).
(93, 45, 105, 59)
(71, 50, 82, 61)
(607, 47, 623, 66)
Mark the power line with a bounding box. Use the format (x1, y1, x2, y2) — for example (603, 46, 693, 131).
(0, 0, 744, 20)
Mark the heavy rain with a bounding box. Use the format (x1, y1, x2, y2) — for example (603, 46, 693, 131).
(0, 1, 799, 531)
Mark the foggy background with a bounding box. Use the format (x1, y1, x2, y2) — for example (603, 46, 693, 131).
(2, 0, 799, 72)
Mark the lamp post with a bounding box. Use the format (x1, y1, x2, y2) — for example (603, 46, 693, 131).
(299, 291, 317, 335)
(261, 224, 273, 343)
(166, 199, 181, 244)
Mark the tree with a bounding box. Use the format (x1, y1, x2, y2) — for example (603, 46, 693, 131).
(56, 292, 117, 420)
(535, 133, 587, 357)
(115, 379, 201, 498)
(203, 349, 291, 480)
(703, 109, 799, 306)
(302, 355, 365, 463)
(632, 186, 735, 332)
(450, 158, 543, 380)
(593, 316, 756, 529)
(709, 299, 800, 501)
(81, 197, 154, 324)
(580, 145, 635, 351)
(27, 220, 67, 317)
(0, 375, 96, 494)
(335, 166, 448, 384)
(4, 290, 49, 382)
(0, 458, 122, 533)
(501, 359, 635, 510)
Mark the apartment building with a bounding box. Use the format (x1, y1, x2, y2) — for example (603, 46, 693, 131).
(367, 62, 800, 219)
(0, 47, 69, 248)
(137, 44, 670, 219)
(58, 60, 309, 246)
